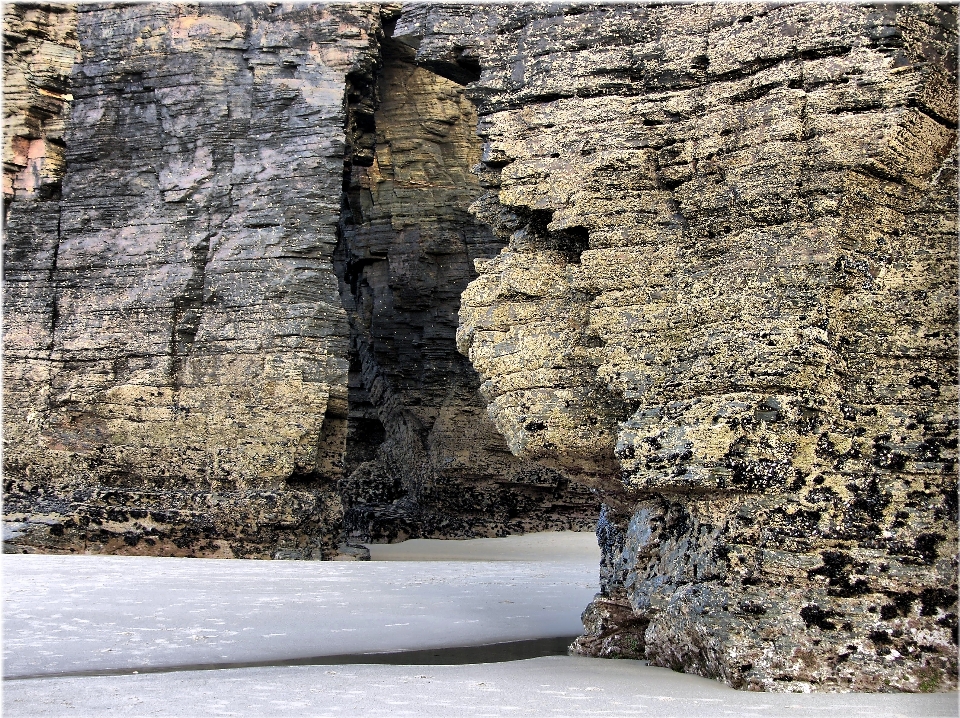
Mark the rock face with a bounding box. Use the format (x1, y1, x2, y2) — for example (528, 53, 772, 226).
(4, 3, 382, 558)
(3, 3, 596, 556)
(336, 33, 596, 542)
(402, 2, 959, 693)
(3, 3, 77, 201)
(4, 1, 957, 695)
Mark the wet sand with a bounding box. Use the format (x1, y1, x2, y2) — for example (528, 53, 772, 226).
(3, 545, 596, 677)
(364, 530, 600, 561)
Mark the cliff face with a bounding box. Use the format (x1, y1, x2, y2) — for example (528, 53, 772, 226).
(3, 3, 596, 556)
(403, 2, 959, 693)
(4, 1, 957, 694)
(336, 34, 596, 542)
(4, 3, 382, 558)
(3, 3, 77, 201)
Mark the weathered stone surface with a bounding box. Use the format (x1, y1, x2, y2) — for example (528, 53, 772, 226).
(336, 34, 597, 542)
(403, 2, 959, 692)
(3, 2, 596, 557)
(4, 1, 957, 694)
(2, 2, 77, 200)
(3, 3, 383, 558)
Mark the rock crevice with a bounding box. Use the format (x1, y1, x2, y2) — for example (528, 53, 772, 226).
(3, 3, 598, 557)
(335, 30, 597, 542)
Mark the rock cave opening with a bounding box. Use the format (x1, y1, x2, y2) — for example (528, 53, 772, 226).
(333, 25, 598, 544)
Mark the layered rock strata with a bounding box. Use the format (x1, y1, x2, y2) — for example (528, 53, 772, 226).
(4, 3, 383, 558)
(3, 3, 77, 202)
(4, 1, 957, 693)
(3, 3, 597, 556)
(401, 2, 959, 692)
(336, 34, 596, 542)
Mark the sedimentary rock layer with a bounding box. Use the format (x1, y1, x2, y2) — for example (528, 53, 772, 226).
(4, 3, 382, 558)
(3, 3, 77, 201)
(403, 2, 959, 692)
(336, 34, 597, 542)
(4, 0, 957, 695)
(3, 3, 597, 556)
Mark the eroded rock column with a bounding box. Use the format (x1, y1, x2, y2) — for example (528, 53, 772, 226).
(403, 3, 958, 692)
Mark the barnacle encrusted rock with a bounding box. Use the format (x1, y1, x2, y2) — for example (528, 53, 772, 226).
(404, 2, 960, 692)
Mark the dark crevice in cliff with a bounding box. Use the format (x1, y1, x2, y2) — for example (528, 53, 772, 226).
(334, 30, 598, 543)
(419, 49, 482, 86)
(519, 208, 591, 264)
(46, 202, 63, 358)
(169, 231, 212, 388)
(335, 33, 418, 541)
(905, 101, 957, 132)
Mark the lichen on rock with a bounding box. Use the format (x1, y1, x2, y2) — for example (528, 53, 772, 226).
(2, 0, 957, 694)
(404, 2, 959, 692)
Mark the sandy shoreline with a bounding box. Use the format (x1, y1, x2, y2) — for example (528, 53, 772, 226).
(364, 530, 600, 561)
(3, 532, 956, 717)
(6, 656, 956, 718)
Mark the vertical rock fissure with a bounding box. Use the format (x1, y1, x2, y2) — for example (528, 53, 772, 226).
(334, 25, 598, 543)
(46, 205, 62, 356)
(169, 230, 213, 388)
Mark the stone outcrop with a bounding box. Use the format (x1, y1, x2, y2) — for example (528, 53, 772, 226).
(4, 1, 957, 695)
(336, 33, 596, 542)
(3, 3, 597, 556)
(402, 2, 958, 693)
(4, 3, 382, 558)
(3, 3, 77, 201)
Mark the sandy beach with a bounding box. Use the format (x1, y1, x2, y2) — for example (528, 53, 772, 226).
(3, 532, 956, 717)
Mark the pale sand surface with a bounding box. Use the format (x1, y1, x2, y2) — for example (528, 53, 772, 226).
(4, 657, 956, 718)
(3, 551, 595, 677)
(3, 532, 956, 717)
(364, 530, 600, 561)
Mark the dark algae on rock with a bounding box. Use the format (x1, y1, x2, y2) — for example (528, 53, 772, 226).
(408, 1, 958, 694)
(3, 1, 957, 694)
